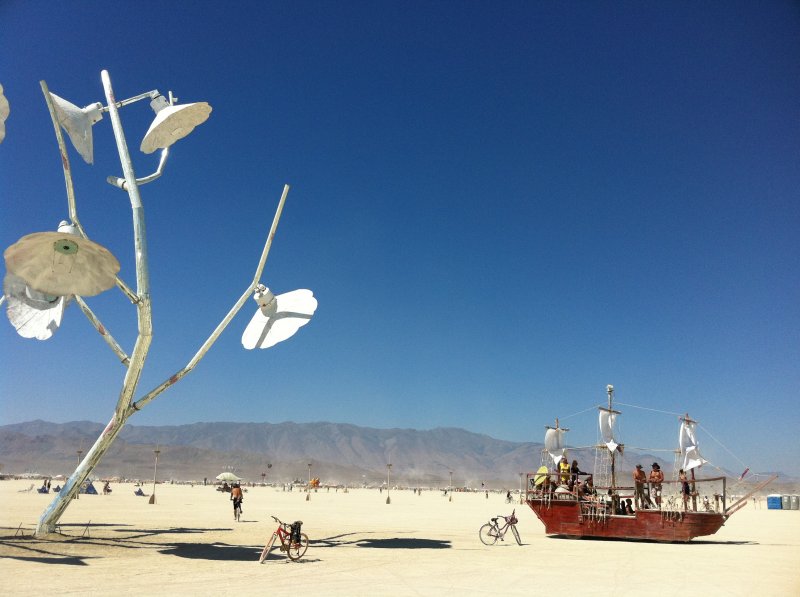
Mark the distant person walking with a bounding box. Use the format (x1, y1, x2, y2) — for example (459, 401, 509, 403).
(230, 483, 243, 520)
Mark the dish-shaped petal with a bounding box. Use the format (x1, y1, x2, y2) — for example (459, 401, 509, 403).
(4, 273, 67, 340)
(242, 289, 317, 350)
(4, 231, 120, 296)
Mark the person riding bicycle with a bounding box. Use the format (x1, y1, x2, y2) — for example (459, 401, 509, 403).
(230, 483, 243, 519)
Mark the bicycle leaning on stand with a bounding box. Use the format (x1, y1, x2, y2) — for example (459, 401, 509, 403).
(259, 516, 309, 562)
(479, 509, 521, 545)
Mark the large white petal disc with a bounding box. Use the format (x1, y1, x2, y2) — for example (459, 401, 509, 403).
(4, 231, 120, 296)
(242, 289, 317, 350)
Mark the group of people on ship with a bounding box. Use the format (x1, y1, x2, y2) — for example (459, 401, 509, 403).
(533, 456, 700, 514)
(633, 462, 664, 509)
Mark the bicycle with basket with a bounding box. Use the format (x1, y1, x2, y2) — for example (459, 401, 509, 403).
(479, 509, 521, 545)
(259, 516, 308, 562)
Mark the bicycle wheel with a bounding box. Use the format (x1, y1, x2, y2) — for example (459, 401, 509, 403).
(287, 532, 309, 561)
(511, 524, 522, 546)
(259, 533, 277, 563)
(479, 523, 498, 545)
(235, 505, 241, 522)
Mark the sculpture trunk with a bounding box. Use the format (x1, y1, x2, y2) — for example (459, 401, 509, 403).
(36, 414, 128, 534)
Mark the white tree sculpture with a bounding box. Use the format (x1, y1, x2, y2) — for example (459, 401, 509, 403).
(2, 71, 317, 536)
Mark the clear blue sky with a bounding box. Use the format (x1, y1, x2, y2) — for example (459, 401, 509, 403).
(1, 2, 798, 476)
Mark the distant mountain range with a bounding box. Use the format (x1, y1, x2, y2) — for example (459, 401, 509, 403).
(0, 420, 789, 487)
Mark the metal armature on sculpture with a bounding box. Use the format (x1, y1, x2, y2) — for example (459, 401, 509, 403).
(2, 70, 317, 536)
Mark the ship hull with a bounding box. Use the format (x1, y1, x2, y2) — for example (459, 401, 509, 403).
(526, 497, 726, 542)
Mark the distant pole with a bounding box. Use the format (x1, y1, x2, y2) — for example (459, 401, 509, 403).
(449, 471, 453, 502)
(306, 463, 311, 501)
(386, 464, 392, 504)
(519, 472, 524, 504)
(261, 471, 266, 485)
(149, 447, 160, 505)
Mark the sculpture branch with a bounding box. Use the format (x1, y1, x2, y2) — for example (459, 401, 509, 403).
(74, 296, 131, 366)
(130, 185, 290, 413)
(40, 80, 139, 304)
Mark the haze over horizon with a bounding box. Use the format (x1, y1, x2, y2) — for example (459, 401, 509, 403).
(1, 3, 798, 477)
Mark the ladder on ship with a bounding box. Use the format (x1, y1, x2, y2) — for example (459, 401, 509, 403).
(594, 445, 612, 489)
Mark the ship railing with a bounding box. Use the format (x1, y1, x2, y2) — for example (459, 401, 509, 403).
(602, 476, 727, 514)
(525, 472, 595, 502)
(526, 472, 728, 514)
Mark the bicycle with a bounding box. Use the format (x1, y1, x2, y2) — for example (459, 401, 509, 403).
(233, 499, 242, 522)
(479, 509, 521, 545)
(259, 516, 308, 562)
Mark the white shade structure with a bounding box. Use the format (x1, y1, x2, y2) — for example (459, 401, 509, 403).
(216, 472, 241, 482)
(242, 286, 317, 350)
(140, 94, 211, 154)
(3, 273, 68, 340)
(4, 231, 120, 297)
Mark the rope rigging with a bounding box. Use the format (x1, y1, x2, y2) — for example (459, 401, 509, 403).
(551, 399, 752, 480)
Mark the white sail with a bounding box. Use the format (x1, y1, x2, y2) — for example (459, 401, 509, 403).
(544, 427, 566, 466)
(599, 410, 619, 452)
(4, 273, 68, 340)
(679, 420, 707, 471)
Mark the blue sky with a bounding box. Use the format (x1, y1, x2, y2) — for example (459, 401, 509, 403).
(1, 2, 798, 476)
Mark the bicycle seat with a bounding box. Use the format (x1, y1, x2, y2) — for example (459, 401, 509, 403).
(490, 517, 498, 523)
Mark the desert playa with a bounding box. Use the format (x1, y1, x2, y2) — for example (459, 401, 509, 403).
(1, 480, 798, 595)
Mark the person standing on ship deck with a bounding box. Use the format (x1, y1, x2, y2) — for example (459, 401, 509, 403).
(649, 463, 664, 508)
(633, 464, 648, 510)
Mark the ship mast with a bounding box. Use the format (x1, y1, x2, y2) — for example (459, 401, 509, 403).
(597, 384, 622, 489)
(680, 412, 699, 511)
(608, 385, 615, 488)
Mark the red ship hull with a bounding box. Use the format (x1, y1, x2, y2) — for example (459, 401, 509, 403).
(526, 497, 726, 542)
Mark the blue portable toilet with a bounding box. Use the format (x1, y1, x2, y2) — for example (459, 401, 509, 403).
(766, 494, 782, 509)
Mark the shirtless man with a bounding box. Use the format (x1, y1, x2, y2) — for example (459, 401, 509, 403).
(648, 463, 664, 508)
(230, 483, 243, 520)
(633, 464, 647, 510)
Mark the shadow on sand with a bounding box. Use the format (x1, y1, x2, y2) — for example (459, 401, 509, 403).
(159, 542, 261, 561)
(115, 526, 233, 540)
(312, 533, 451, 550)
(0, 526, 250, 566)
(356, 537, 451, 549)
